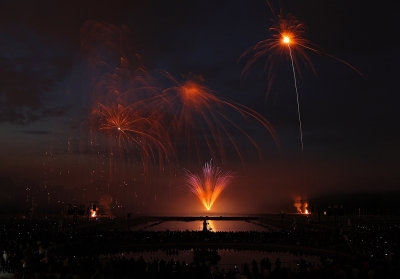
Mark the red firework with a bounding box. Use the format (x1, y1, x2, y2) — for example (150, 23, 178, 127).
(149, 73, 279, 165)
(92, 103, 169, 168)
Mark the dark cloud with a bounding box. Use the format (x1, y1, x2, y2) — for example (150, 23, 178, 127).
(0, 107, 38, 124)
(0, 102, 69, 125)
(19, 130, 50, 135)
(40, 105, 70, 118)
(0, 27, 73, 124)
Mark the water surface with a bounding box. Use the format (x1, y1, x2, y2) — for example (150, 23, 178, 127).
(133, 220, 270, 232)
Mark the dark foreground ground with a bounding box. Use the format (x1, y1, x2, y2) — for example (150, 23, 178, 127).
(1, 214, 399, 278)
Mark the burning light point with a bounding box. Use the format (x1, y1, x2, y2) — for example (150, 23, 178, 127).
(283, 36, 290, 44)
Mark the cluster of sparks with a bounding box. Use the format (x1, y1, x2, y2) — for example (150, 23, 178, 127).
(241, 3, 361, 152)
(88, 57, 279, 173)
(86, 48, 277, 208)
(80, 1, 361, 212)
(241, 13, 315, 81)
(186, 161, 233, 211)
(240, 1, 361, 213)
(153, 74, 279, 164)
(92, 103, 169, 169)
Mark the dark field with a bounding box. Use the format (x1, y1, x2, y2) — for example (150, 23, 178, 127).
(1, 214, 399, 278)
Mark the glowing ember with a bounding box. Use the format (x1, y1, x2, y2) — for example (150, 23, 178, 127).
(186, 160, 233, 211)
(294, 197, 310, 214)
(282, 35, 291, 44)
(90, 210, 97, 218)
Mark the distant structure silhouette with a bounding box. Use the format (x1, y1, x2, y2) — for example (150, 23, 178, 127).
(202, 219, 209, 232)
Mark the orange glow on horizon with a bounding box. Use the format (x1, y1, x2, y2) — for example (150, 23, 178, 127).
(294, 197, 310, 214)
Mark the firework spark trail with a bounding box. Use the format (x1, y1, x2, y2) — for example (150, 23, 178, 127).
(93, 103, 170, 172)
(186, 160, 233, 211)
(149, 74, 279, 165)
(82, 23, 175, 177)
(83, 20, 279, 176)
(288, 44, 304, 152)
(240, 14, 316, 84)
(241, 7, 362, 152)
(82, 18, 281, 195)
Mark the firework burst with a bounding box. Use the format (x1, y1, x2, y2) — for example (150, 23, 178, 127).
(241, 7, 362, 152)
(241, 14, 315, 80)
(241, 9, 362, 83)
(241, 14, 314, 152)
(92, 103, 169, 169)
(186, 160, 233, 211)
(150, 73, 279, 165)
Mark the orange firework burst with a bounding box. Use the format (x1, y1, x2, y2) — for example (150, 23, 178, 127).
(241, 12, 362, 82)
(186, 160, 233, 211)
(241, 7, 362, 152)
(242, 14, 315, 80)
(241, 14, 309, 152)
(151, 74, 279, 164)
(92, 103, 169, 167)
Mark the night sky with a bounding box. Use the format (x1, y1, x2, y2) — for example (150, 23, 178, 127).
(0, 0, 398, 215)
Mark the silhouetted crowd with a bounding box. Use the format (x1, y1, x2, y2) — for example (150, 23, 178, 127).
(1, 219, 399, 278)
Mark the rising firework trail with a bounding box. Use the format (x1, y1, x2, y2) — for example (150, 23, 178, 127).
(241, 14, 313, 152)
(186, 160, 233, 211)
(285, 36, 304, 152)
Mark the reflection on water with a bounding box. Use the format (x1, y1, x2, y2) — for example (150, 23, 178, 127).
(133, 220, 269, 232)
(104, 249, 320, 269)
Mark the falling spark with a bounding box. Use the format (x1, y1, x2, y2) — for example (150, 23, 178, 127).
(186, 160, 233, 211)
